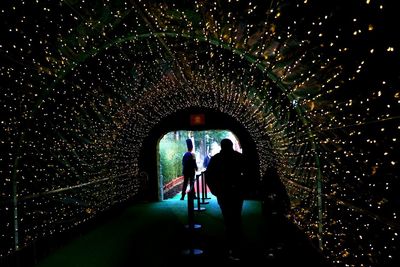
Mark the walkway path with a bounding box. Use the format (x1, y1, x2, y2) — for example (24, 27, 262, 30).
(30, 194, 330, 267)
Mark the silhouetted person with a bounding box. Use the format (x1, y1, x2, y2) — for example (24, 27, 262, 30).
(205, 139, 247, 260)
(180, 139, 198, 200)
(261, 165, 291, 257)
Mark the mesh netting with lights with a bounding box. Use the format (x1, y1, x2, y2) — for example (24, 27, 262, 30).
(1, 0, 399, 266)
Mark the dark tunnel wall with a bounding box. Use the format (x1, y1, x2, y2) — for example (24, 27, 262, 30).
(1, 0, 399, 266)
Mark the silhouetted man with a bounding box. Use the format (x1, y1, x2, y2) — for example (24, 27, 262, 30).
(180, 138, 198, 200)
(205, 138, 247, 260)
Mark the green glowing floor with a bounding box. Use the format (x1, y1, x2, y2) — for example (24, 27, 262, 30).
(32, 194, 329, 267)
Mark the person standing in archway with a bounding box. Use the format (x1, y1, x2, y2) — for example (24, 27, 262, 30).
(205, 138, 247, 261)
(180, 138, 198, 200)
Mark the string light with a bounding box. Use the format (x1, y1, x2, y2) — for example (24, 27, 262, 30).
(0, 1, 399, 266)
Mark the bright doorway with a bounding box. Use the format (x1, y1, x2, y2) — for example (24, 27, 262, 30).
(158, 130, 241, 199)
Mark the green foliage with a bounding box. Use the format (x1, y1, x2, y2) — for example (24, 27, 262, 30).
(205, 130, 230, 144)
(159, 133, 186, 184)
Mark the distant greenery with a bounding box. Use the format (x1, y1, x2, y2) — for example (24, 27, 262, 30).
(159, 133, 186, 184)
(159, 130, 237, 185)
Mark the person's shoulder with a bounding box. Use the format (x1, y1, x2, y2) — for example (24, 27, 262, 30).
(233, 151, 244, 157)
(210, 153, 222, 161)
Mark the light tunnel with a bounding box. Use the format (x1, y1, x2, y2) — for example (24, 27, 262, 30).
(1, 1, 399, 266)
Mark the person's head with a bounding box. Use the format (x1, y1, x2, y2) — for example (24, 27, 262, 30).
(186, 138, 193, 151)
(220, 138, 233, 152)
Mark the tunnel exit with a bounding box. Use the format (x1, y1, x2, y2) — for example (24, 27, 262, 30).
(158, 130, 241, 200)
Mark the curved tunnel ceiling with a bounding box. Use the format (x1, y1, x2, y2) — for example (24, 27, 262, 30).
(1, 0, 399, 265)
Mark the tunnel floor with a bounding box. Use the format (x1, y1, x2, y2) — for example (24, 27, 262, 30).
(23, 194, 331, 267)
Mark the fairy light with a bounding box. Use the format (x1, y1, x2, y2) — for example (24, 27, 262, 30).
(0, 0, 399, 266)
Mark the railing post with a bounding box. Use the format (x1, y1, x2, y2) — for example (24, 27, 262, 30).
(193, 174, 205, 211)
(202, 171, 211, 200)
(200, 171, 209, 204)
(182, 178, 203, 256)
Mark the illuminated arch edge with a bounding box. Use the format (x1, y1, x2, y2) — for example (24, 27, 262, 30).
(19, 30, 325, 249)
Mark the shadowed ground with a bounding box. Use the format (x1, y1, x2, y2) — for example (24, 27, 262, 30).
(13, 194, 331, 267)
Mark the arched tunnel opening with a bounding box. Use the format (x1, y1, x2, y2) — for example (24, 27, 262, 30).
(157, 128, 243, 201)
(140, 108, 261, 202)
(1, 1, 399, 266)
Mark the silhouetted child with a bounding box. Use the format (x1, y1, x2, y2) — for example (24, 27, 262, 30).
(180, 138, 198, 200)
